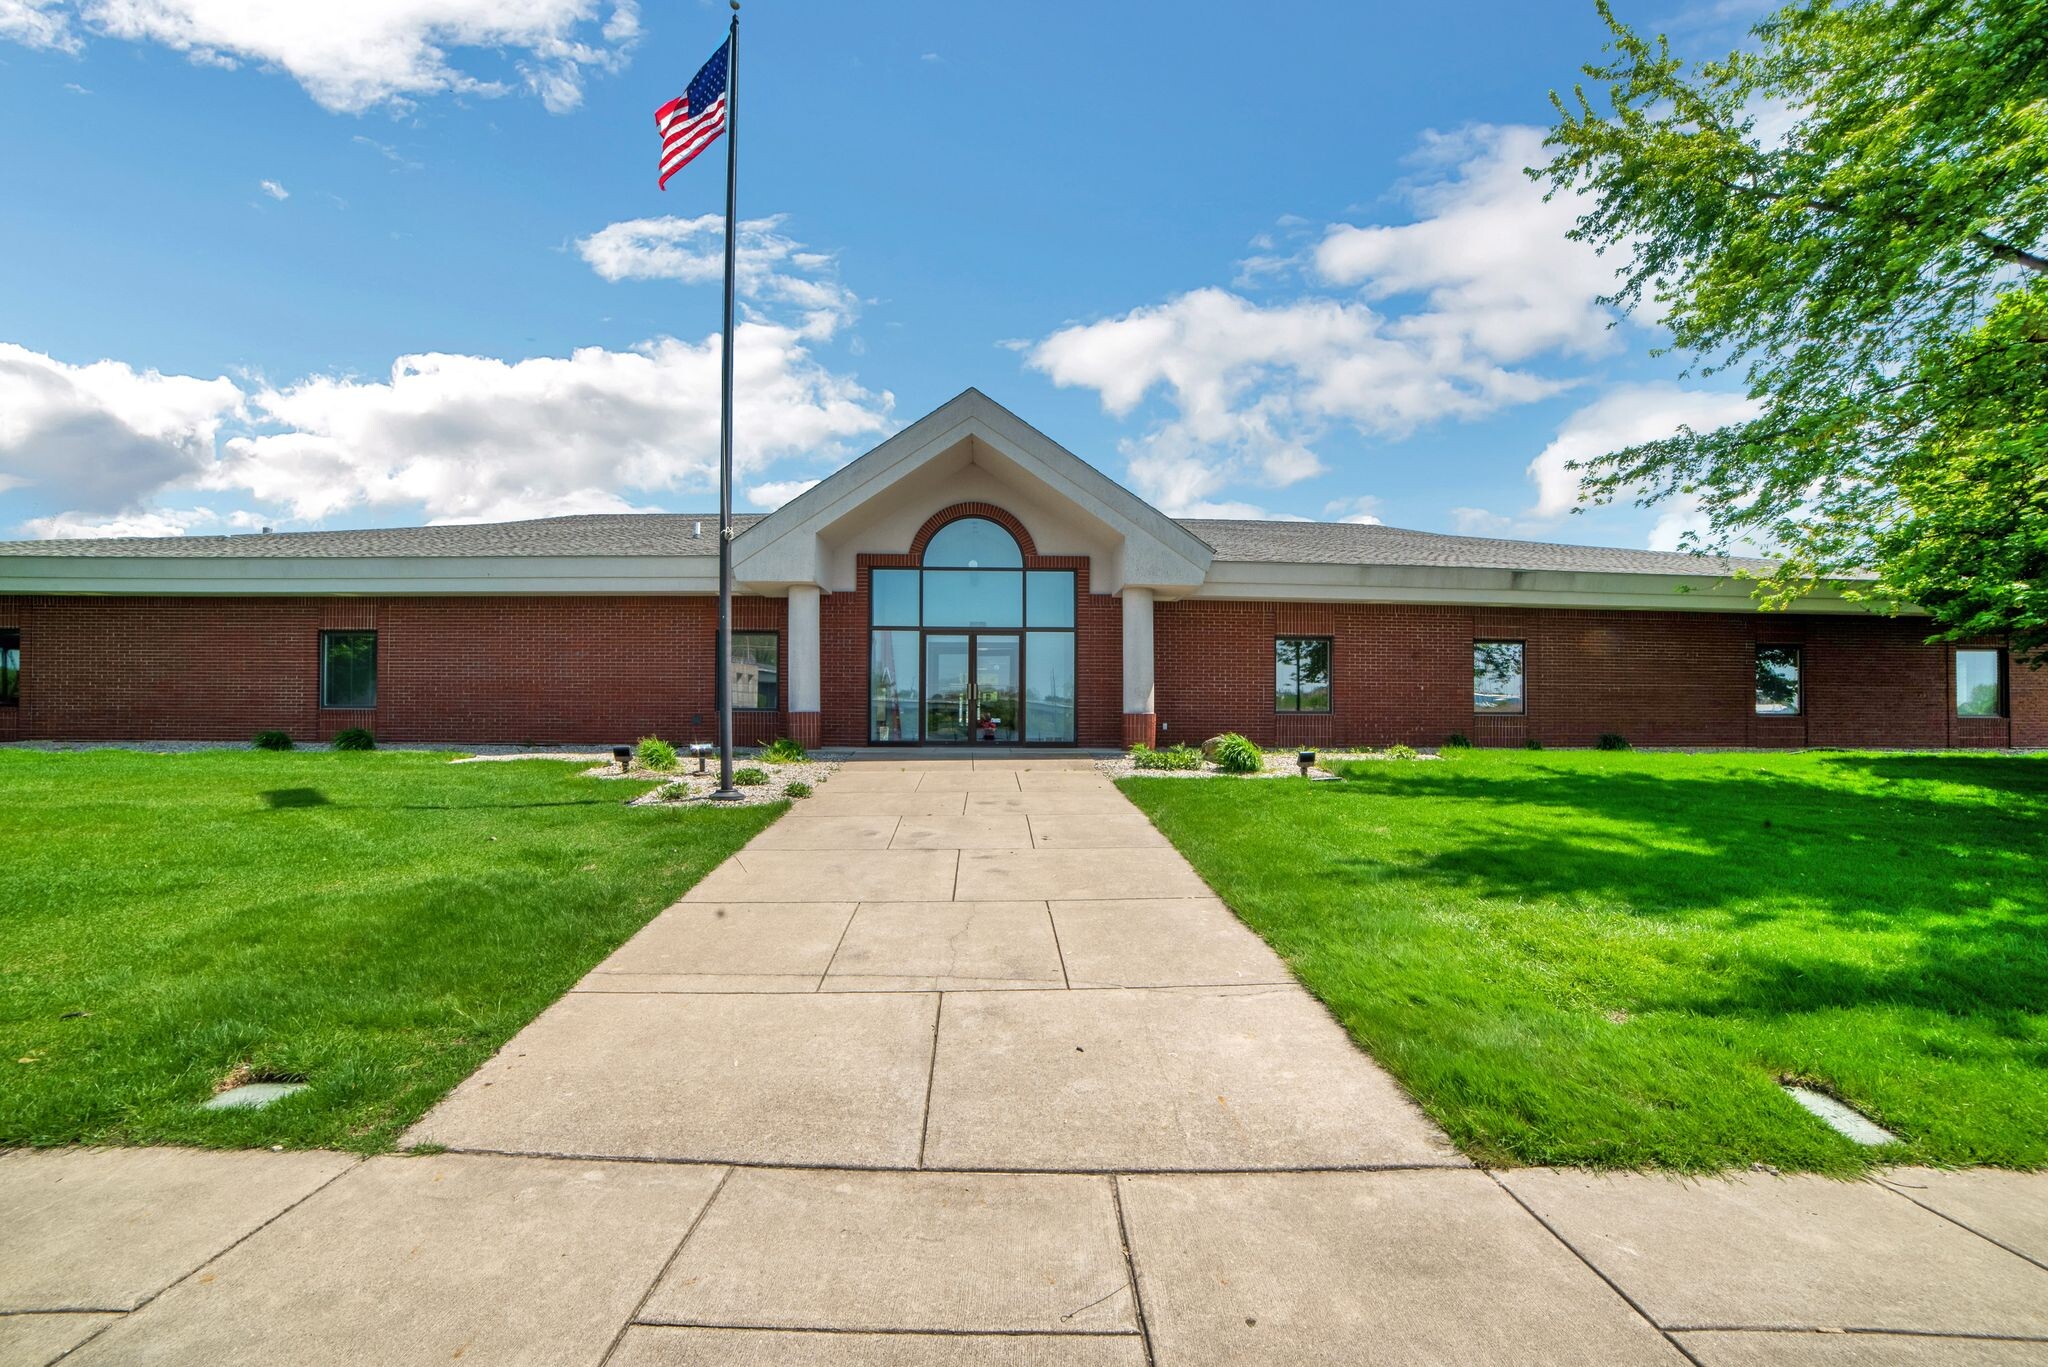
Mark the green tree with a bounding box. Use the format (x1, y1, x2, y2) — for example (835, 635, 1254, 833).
(1540, 0, 2048, 659)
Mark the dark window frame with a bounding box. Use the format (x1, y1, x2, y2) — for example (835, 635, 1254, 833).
(1472, 639, 1526, 716)
(1754, 643, 1804, 717)
(1954, 647, 2008, 719)
(1274, 635, 1334, 715)
(0, 628, 19, 707)
(728, 629, 782, 713)
(318, 630, 378, 710)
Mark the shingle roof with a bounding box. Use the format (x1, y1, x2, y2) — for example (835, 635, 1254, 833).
(0, 513, 764, 559)
(1177, 519, 1778, 577)
(0, 510, 1774, 577)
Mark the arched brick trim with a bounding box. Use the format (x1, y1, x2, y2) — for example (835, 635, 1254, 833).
(908, 502, 1039, 560)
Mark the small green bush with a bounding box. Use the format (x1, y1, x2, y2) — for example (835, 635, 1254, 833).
(1387, 743, 1419, 760)
(636, 736, 678, 770)
(1131, 742, 1203, 771)
(1595, 733, 1632, 751)
(732, 766, 770, 786)
(655, 781, 688, 801)
(1523, 737, 1545, 750)
(331, 727, 375, 751)
(1211, 732, 1262, 774)
(760, 737, 808, 764)
(1443, 733, 1471, 749)
(784, 780, 813, 798)
(252, 731, 293, 751)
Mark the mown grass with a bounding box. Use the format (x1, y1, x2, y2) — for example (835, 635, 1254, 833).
(0, 749, 778, 1152)
(1119, 749, 2048, 1174)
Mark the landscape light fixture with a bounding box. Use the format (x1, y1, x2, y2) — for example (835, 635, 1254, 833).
(612, 745, 633, 772)
(1298, 749, 1317, 777)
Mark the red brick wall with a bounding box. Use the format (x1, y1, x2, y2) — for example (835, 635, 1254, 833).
(1151, 599, 2040, 750)
(0, 595, 788, 746)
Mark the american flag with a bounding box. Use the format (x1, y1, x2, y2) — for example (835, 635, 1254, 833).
(655, 39, 730, 190)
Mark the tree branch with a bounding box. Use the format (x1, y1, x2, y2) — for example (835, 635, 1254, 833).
(1976, 232, 2048, 276)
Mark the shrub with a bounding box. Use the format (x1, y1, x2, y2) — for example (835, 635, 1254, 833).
(760, 737, 808, 764)
(733, 766, 770, 786)
(1443, 733, 1472, 749)
(636, 736, 678, 770)
(252, 730, 293, 751)
(331, 727, 375, 751)
(1211, 732, 1262, 774)
(784, 780, 813, 798)
(1523, 737, 1545, 750)
(1131, 742, 1203, 771)
(1386, 743, 1419, 760)
(655, 781, 688, 801)
(1595, 733, 1632, 751)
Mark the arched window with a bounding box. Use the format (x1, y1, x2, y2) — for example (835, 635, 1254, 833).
(868, 514, 1076, 744)
(922, 517, 1023, 568)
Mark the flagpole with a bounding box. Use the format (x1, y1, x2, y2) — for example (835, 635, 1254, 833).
(710, 0, 742, 801)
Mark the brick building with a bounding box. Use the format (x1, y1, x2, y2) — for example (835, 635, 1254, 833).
(1, 390, 2039, 750)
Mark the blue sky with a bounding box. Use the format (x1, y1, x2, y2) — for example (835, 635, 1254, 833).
(0, 0, 1769, 544)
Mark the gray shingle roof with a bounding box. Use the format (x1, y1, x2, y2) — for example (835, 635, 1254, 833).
(0, 510, 1773, 578)
(1177, 519, 1777, 577)
(0, 513, 764, 559)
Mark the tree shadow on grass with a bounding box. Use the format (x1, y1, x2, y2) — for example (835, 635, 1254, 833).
(261, 788, 330, 809)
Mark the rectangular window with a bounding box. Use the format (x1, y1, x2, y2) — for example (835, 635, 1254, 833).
(870, 569, 920, 627)
(0, 629, 18, 707)
(320, 631, 377, 709)
(1275, 637, 1332, 713)
(1956, 648, 2005, 718)
(1025, 570, 1076, 628)
(870, 629, 921, 742)
(1754, 644, 1802, 715)
(1473, 641, 1525, 714)
(731, 631, 780, 712)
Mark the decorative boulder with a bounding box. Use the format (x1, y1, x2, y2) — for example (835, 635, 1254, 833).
(1200, 735, 1232, 759)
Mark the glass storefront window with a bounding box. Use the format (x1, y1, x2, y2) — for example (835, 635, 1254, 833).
(870, 629, 921, 742)
(1024, 632, 1076, 742)
(922, 569, 1022, 628)
(1026, 571, 1076, 628)
(871, 569, 920, 626)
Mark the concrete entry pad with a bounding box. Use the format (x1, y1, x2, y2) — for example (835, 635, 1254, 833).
(1052, 899, 1295, 988)
(891, 814, 1034, 850)
(820, 768, 927, 792)
(65, 1154, 722, 1367)
(408, 992, 936, 1166)
(1501, 1169, 2048, 1337)
(915, 769, 1023, 792)
(1028, 813, 1167, 849)
(0, 1311, 123, 1365)
(965, 790, 1137, 817)
(824, 901, 1064, 991)
(1676, 1331, 2048, 1366)
(641, 1168, 1135, 1333)
(745, 816, 899, 850)
(1120, 1170, 1686, 1366)
(0, 1146, 353, 1313)
(613, 1327, 1147, 1367)
(688, 849, 960, 903)
(789, 791, 968, 818)
(957, 848, 1212, 901)
(924, 986, 1458, 1171)
(1878, 1167, 2048, 1268)
(582, 902, 856, 993)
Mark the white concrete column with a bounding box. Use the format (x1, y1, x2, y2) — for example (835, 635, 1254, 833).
(788, 584, 821, 714)
(1122, 586, 1155, 715)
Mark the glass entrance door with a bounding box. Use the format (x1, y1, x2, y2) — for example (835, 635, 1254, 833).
(973, 635, 1020, 743)
(924, 634, 971, 743)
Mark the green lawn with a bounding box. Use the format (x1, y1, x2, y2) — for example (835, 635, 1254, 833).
(0, 749, 778, 1152)
(1119, 750, 2048, 1174)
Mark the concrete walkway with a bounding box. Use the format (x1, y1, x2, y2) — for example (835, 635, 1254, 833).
(6, 756, 2048, 1365)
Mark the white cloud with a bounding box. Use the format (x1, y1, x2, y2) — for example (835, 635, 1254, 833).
(1025, 124, 1619, 516)
(8, 0, 641, 113)
(1323, 494, 1383, 526)
(1445, 383, 1760, 543)
(0, 343, 243, 519)
(2, 328, 891, 536)
(744, 478, 818, 510)
(576, 214, 857, 337)
(1313, 125, 1622, 364)
(0, 0, 77, 50)
(259, 178, 288, 200)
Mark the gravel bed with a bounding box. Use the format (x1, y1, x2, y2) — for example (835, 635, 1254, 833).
(605, 757, 841, 808)
(1093, 749, 1439, 781)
